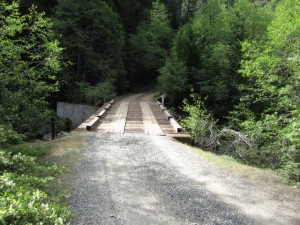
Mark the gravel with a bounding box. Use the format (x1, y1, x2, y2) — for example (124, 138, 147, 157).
(70, 133, 300, 225)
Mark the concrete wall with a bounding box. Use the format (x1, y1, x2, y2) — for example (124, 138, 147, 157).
(57, 102, 97, 129)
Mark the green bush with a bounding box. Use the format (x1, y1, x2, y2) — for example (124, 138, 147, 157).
(0, 150, 70, 224)
(0, 125, 23, 147)
(181, 95, 218, 149)
(72, 81, 116, 105)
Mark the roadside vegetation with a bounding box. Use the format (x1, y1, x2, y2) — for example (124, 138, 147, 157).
(0, 129, 85, 224)
(177, 0, 300, 182)
(0, 142, 71, 224)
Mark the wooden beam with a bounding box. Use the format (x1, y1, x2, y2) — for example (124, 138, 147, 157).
(86, 117, 100, 131)
(163, 110, 172, 120)
(97, 109, 106, 118)
(159, 104, 166, 111)
(170, 118, 182, 133)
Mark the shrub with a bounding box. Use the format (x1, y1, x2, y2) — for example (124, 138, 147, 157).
(0, 150, 70, 224)
(0, 124, 23, 147)
(181, 95, 218, 149)
(71, 81, 116, 105)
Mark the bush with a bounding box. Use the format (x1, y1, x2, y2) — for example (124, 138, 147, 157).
(181, 95, 218, 149)
(0, 150, 71, 224)
(72, 81, 116, 105)
(0, 124, 23, 147)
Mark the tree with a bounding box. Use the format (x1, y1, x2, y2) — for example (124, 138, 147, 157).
(181, 0, 201, 24)
(161, 0, 183, 28)
(233, 0, 300, 180)
(0, 1, 63, 138)
(54, 0, 128, 98)
(109, 0, 152, 33)
(127, 0, 173, 87)
(158, 54, 188, 104)
(158, 0, 273, 120)
(19, 0, 58, 15)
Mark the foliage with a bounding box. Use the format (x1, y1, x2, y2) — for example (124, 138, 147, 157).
(158, 0, 273, 120)
(181, 94, 252, 156)
(127, 0, 173, 87)
(110, 0, 152, 32)
(181, 94, 217, 147)
(158, 54, 188, 104)
(3, 143, 51, 158)
(71, 81, 116, 105)
(231, 0, 300, 181)
(54, 0, 128, 95)
(0, 149, 70, 224)
(0, 125, 23, 147)
(0, 1, 63, 139)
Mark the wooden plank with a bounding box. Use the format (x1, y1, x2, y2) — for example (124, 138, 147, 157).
(108, 101, 129, 134)
(163, 110, 172, 120)
(170, 118, 182, 133)
(86, 117, 100, 131)
(104, 103, 112, 110)
(159, 104, 166, 111)
(109, 99, 115, 104)
(97, 109, 106, 118)
(140, 102, 164, 136)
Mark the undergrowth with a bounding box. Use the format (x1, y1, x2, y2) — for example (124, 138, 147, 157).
(182, 94, 300, 182)
(0, 144, 71, 224)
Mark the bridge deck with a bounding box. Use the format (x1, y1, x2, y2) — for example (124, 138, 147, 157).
(140, 101, 164, 136)
(107, 101, 129, 134)
(78, 93, 190, 143)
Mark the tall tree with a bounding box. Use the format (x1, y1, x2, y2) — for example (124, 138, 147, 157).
(0, 1, 63, 138)
(19, 0, 58, 14)
(233, 0, 300, 176)
(181, 0, 201, 24)
(127, 0, 173, 88)
(158, 0, 273, 119)
(54, 0, 128, 98)
(109, 0, 152, 33)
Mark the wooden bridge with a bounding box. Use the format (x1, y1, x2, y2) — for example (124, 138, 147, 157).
(77, 92, 190, 143)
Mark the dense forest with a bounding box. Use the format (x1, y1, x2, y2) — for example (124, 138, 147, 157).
(1, 0, 300, 179)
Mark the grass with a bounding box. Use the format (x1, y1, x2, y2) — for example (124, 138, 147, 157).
(191, 146, 300, 192)
(2, 141, 52, 157)
(44, 131, 86, 200)
(0, 136, 75, 224)
(2, 130, 86, 203)
(1, 131, 85, 197)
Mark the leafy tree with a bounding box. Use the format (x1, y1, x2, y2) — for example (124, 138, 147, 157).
(158, 54, 188, 104)
(161, 0, 183, 28)
(0, 1, 63, 139)
(232, 0, 300, 180)
(127, 0, 173, 88)
(54, 0, 128, 98)
(181, 0, 201, 24)
(158, 0, 273, 120)
(19, 0, 58, 14)
(109, 0, 152, 33)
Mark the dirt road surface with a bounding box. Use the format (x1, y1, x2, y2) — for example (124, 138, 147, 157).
(71, 92, 299, 225)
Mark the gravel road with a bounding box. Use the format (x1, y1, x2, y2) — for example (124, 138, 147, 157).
(71, 133, 300, 225)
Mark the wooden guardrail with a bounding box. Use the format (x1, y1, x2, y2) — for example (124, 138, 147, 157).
(86, 99, 114, 131)
(156, 100, 182, 133)
(86, 117, 100, 131)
